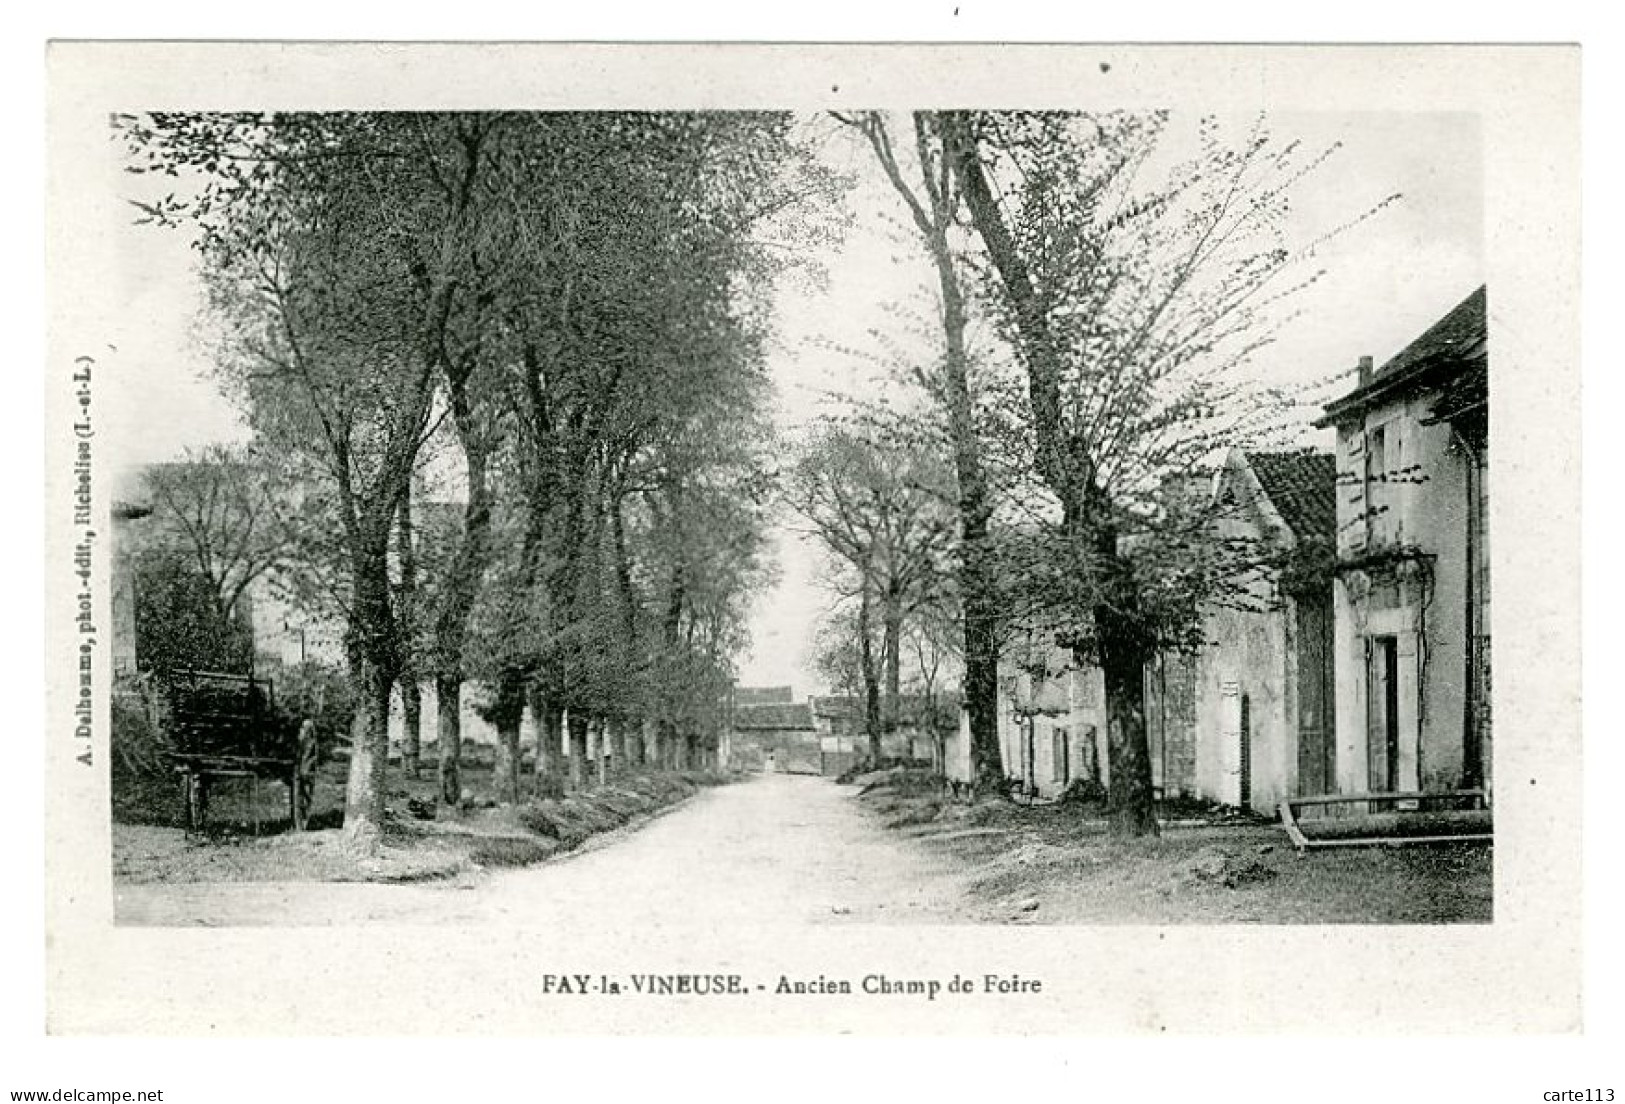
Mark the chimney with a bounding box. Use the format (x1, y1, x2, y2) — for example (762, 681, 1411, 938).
(1357, 355, 1374, 388)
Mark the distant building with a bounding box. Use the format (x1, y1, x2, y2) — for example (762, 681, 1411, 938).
(939, 630, 1111, 800)
(727, 699, 820, 774)
(1315, 285, 1490, 795)
(810, 693, 957, 775)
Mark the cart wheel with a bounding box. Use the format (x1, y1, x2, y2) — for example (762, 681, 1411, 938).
(291, 720, 318, 831)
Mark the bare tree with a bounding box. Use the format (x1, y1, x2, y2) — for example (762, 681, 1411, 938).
(830, 110, 1007, 795)
(140, 443, 294, 641)
(788, 424, 955, 766)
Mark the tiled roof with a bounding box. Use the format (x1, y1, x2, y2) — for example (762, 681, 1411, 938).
(812, 692, 960, 718)
(812, 695, 862, 718)
(732, 703, 816, 731)
(1378, 285, 1487, 379)
(1427, 360, 1488, 425)
(734, 685, 796, 706)
(1247, 449, 1337, 545)
(1317, 285, 1488, 425)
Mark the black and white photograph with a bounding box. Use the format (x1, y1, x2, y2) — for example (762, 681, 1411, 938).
(102, 105, 1493, 927)
(40, 42, 1583, 1046)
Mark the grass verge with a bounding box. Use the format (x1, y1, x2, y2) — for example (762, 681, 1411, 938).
(852, 772, 1492, 924)
(112, 769, 732, 886)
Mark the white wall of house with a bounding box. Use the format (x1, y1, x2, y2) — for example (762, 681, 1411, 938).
(1189, 452, 1299, 815)
(384, 679, 543, 754)
(1332, 397, 1473, 794)
(997, 663, 1109, 799)
(247, 582, 347, 671)
(1193, 602, 1295, 814)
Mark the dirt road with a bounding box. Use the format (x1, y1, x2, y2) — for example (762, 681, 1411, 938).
(115, 774, 973, 926)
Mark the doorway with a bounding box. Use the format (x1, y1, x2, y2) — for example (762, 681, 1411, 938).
(1296, 594, 1337, 795)
(1367, 635, 1401, 792)
(1239, 692, 1252, 810)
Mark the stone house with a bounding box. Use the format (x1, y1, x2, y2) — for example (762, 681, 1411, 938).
(1156, 448, 1339, 814)
(944, 630, 1110, 800)
(949, 448, 1337, 812)
(1314, 285, 1490, 796)
(938, 291, 1488, 812)
(809, 693, 957, 774)
(726, 701, 821, 774)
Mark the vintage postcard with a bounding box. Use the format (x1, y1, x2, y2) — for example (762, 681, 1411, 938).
(43, 42, 1580, 1036)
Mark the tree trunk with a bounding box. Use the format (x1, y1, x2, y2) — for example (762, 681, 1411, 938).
(568, 711, 589, 790)
(962, 595, 1004, 798)
(436, 673, 463, 808)
(883, 594, 902, 753)
(400, 677, 422, 780)
(427, 378, 494, 794)
(637, 716, 656, 771)
(395, 487, 422, 780)
(341, 522, 400, 850)
(592, 716, 609, 786)
(860, 110, 1003, 797)
(343, 651, 393, 850)
(529, 685, 564, 798)
(657, 718, 676, 771)
(1099, 611, 1159, 836)
(858, 585, 883, 766)
(941, 265, 1004, 800)
(607, 715, 626, 779)
(494, 710, 522, 806)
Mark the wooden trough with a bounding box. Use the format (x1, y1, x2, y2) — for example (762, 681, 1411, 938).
(1278, 789, 1492, 852)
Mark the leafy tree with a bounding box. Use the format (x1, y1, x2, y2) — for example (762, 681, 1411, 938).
(811, 606, 867, 705)
(454, 112, 815, 793)
(124, 112, 505, 848)
(130, 547, 255, 674)
(940, 110, 1390, 833)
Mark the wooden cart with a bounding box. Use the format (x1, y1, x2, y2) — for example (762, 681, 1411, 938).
(161, 668, 318, 833)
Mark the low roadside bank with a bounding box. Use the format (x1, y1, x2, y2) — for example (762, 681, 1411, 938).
(849, 770, 1492, 924)
(113, 770, 732, 886)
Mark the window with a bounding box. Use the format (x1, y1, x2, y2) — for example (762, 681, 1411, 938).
(1052, 727, 1070, 784)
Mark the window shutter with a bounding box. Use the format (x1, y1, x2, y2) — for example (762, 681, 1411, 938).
(1343, 428, 1366, 553)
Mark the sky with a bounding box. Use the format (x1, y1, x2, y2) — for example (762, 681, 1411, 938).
(103, 110, 1485, 701)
